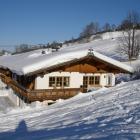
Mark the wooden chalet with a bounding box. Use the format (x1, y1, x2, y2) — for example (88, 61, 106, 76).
(0, 49, 133, 104)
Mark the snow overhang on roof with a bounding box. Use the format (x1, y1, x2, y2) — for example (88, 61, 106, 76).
(0, 48, 134, 76)
(90, 51, 134, 73)
(26, 52, 134, 76)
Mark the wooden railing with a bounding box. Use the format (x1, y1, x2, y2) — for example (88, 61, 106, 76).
(0, 73, 81, 102)
(28, 88, 80, 102)
(0, 74, 28, 98)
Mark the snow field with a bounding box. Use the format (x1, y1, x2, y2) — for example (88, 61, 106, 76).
(0, 80, 140, 139)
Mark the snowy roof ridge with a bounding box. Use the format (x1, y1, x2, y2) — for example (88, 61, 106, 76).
(0, 46, 134, 75)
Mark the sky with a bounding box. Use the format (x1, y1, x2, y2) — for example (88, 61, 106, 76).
(0, 0, 140, 50)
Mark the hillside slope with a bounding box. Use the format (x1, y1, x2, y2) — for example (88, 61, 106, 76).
(62, 32, 121, 60)
(1, 31, 138, 75)
(62, 31, 140, 61)
(0, 80, 140, 140)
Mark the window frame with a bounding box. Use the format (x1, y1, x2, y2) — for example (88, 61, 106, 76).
(49, 77, 56, 87)
(49, 76, 70, 88)
(94, 76, 100, 85)
(83, 75, 100, 87)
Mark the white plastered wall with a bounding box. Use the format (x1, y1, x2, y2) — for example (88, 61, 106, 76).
(35, 72, 115, 89)
(35, 72, 83, 89)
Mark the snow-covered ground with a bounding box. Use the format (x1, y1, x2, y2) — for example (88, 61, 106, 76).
(0, 96, 15, 113)
(0, 80, 17, 112)
(0, 80, 140, 140)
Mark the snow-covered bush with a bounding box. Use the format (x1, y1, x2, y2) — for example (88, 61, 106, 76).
(115, 74, 132, 84)
(116, 65, 140, 84)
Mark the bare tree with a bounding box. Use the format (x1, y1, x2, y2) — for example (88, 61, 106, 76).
(111, 24, 117, 31)
(15, 44, 29, 53)
(118, 11, 140, 60)
(103, 23, 111, 32)
(80, 22, 100, 38)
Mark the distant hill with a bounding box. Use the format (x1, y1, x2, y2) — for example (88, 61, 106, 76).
(0, 45, 15, 52)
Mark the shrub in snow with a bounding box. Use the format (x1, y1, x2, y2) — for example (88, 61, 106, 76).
(115, 74, 132, 84)
(116, 65, 140, 84)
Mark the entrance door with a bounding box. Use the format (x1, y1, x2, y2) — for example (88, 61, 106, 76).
(107, 74, 112, 86)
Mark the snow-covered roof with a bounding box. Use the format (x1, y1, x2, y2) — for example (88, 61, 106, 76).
(0, 47, 134, 75)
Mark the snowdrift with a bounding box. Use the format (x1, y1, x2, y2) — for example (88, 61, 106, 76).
(0, 80, 140, 139)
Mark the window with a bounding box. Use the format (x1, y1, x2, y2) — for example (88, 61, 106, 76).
(83, 76, 100, 87)
(49, 77, 55, 87)
(83, 76, 88, 86)
(95, 76, 100, 85)
(56, 77, 62, 87)
(108, 75, 111, 85)
(49, 76, 70, 87)
(12, 73, 17, 81)
(63, 77, 70, 87)
(89, 76, 95, 85)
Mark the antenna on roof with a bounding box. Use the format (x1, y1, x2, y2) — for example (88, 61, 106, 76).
(41, 50, 46, 54)
(88, 47, 94, 55)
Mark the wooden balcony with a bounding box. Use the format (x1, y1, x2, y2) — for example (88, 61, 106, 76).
(0, 74, 81, 102)
(0, 74, 28, 98)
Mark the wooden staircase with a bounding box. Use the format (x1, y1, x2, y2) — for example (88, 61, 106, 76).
(0, 74, 81, 102)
